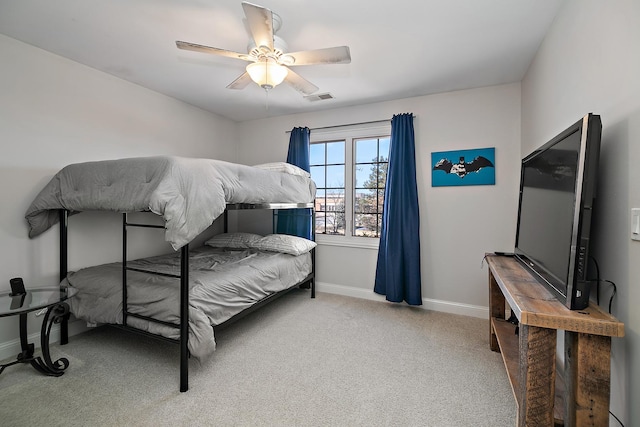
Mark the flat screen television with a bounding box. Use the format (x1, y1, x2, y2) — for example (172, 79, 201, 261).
(514, 113, 602, 310)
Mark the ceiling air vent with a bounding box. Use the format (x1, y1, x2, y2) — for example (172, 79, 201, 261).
(304, 93, 334, 102)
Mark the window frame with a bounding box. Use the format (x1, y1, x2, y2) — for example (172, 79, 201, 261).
(310, 139, 347, 237)
(310, 123, 391, 249)
(353, 137, 390, 238)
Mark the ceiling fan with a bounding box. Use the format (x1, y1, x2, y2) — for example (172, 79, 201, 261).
(176, 1, 351, 95)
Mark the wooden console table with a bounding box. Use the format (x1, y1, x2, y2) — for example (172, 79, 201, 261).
(486, 254, 624, 427)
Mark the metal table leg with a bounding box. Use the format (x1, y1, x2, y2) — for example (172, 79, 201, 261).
(0, 302, 70, 377)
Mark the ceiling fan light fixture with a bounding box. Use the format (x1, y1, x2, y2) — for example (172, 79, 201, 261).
(246, 60, 288, 90)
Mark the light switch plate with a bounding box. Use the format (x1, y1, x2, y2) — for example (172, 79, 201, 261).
(632, 208, 640, 241)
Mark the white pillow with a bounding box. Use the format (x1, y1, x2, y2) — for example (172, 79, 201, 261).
(204, 232, 263, 249)
(250, 234, 317, 256)
(253, 162, 311, 178)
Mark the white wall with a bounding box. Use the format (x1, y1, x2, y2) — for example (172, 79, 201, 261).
(0, 35, 238, 352)
(237, 83, 522, 316)
(522, 1, 640, 424)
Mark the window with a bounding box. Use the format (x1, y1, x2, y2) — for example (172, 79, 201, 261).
(354, 137, 390, 237)
(311, 140, 345, 235)
(310, 124, 390, 244)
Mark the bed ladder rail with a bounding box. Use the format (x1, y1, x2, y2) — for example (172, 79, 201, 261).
(59, 210, 70, 345)
(122, 213, 190, 392)
(120, 268, 182, 331)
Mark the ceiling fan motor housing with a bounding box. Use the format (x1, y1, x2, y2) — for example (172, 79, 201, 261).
(247, 35, 289, 63)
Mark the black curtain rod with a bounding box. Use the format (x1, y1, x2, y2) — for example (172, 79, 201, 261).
(285, 119, 391, 133)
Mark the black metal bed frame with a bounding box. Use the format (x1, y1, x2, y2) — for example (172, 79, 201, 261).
(58, 203, 315, 392)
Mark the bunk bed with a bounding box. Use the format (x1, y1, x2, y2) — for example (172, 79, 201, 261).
(25, 156, 316, 392)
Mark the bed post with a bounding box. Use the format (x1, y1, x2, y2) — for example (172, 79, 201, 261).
(59, 209, 69, 344)
(122, 213, 128, 327)
(180, 244, 189, 392)
(311, 208, 316, 299)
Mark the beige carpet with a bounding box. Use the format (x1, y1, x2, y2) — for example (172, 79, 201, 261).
(0, 290, 516, 426)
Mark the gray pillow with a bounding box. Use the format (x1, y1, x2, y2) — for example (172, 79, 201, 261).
(250, 234, 317, 256)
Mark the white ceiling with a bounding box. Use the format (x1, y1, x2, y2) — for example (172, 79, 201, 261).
(0, 0, 564, 122)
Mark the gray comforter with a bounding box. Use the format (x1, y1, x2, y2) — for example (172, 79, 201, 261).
(26, 156, 316, 249)
(65, 246, 313, 361)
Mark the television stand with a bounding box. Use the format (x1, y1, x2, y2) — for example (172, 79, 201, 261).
(485, 254, 624, 427)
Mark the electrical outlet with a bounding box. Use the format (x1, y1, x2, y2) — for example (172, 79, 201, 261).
(632, 208, 640, 241)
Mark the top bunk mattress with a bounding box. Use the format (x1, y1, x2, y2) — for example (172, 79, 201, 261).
(25, 156, 316, 249)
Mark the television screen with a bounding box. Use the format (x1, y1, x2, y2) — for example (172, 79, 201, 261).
(514, 114, 601, 310)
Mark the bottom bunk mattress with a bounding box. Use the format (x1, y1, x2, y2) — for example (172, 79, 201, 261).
(64, 246, 312, 361)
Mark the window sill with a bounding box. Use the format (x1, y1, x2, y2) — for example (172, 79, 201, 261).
(315, 235, 380, 250)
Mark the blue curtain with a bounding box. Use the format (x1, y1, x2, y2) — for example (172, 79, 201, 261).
(374, 113, 422, 305)
(276, 127, 312, 239)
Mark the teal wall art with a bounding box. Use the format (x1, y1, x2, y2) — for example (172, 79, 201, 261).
(431, 147, 495, 187)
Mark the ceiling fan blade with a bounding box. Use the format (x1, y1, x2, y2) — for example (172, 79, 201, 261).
(242, 2, 274, 51)
(281, 46, 351, 66)
(176, 41, 250, 61)
(226, 72, 253, 90)
(284, 68, 319, 95)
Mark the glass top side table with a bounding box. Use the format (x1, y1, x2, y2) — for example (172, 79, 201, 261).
(0, 286, 76, 377)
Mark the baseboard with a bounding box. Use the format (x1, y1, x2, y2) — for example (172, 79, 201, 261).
(316, 281, 489, 319)
(0, 318, 89, 362)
